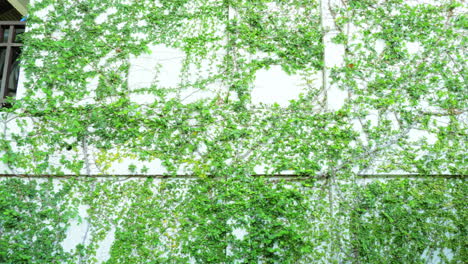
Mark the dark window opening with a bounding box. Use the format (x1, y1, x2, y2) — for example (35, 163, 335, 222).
(0, 21, 25, 107)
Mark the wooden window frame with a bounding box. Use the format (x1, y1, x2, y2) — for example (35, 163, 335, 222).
(0, 21, 25, 107)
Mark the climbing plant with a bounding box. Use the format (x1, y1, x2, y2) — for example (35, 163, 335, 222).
(0, 0, 466, 263)
(347, 178, 467, 263)
(0, 178, 77, 263)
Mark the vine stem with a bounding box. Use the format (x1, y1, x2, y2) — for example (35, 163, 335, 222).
(320, 0, 337, 261)
(321, 0, 328, 110)
(82, 135, 91, 177)
(78, 134, 93, 264)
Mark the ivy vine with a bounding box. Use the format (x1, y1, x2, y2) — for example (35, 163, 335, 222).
(0, 0, 466, 263)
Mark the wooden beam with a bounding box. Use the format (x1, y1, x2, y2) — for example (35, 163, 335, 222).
(7, 0, 28, 16)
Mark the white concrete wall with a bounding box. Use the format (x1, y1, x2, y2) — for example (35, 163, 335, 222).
(5, 0, 337, 176)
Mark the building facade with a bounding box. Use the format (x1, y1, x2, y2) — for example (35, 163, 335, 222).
(0, 0, 466, 263)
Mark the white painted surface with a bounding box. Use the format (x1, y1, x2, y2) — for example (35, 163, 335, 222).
(251, 66, 306, 106)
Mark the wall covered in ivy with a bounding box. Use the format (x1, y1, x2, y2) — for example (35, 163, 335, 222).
(1, 178, 465, 263)
(0, 0, 466, 263)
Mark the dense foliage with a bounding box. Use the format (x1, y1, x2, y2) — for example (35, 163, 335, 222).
(0, 0, 466, 263)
